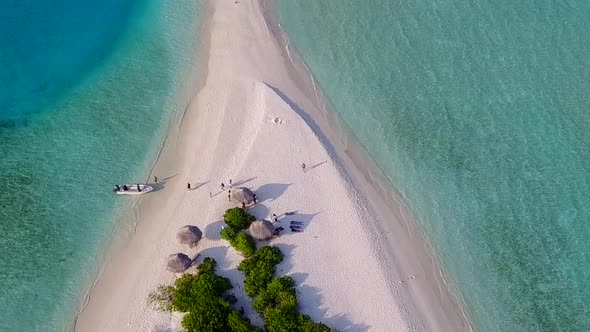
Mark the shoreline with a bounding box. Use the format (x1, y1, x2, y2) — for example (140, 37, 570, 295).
(262, 0, 472, 329)
(71, 2, 206, 331)
(75, 1, 471, 331)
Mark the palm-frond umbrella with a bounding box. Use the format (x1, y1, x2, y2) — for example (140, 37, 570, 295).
(249, 219, 274, 240)
(231, 187, 255, 204)
(177, 225, 202, 248)
(166, 253, 192, 273)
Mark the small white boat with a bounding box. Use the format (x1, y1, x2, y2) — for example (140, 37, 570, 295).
(114, 184, 153, 195)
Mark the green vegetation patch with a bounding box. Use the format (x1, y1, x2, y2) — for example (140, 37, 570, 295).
(149, 257, 261, 332)
(221, 226, 257, 257)
(238, 246, 284, 297)
(233, 232, 257, 257)
(253, 276, 334, 332)
(224, 207, 256, 230)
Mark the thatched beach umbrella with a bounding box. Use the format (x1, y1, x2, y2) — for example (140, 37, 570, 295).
(231, 187, 255, 204)
(249, 219, 274, 240)
(177, 225, 202, 248)
(166, 253, 192, 273)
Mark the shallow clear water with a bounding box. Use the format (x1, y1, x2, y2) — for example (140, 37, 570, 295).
(0, 1, 200, 330)
(277, 1, 590, 331)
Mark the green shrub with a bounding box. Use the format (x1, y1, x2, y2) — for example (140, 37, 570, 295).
(253, 276, 297, 313)
(169, 274, 201, 312)
(224, 207, 255, 230)
(263, 309, 335, 332)
(263, 307, 301, 332)
(237, 246, 338, 331)
(231, 232, 257, 257)
(243, 264, 275, 296)
(255, 246, 284, 265)
(169, 259, 232, 313)
(299, 315, 334, 332)
(227, 311, 264, 332)
(160, 257, 260, 332)
(181, 299, 231, 332)
(238, 246, 283, 274)
(198, 257, 217, 274)
(221, 226, 238, 241)
(221, 226, 256, 257)
(237, 255, 257, 274)
(238, 246, 284, 296)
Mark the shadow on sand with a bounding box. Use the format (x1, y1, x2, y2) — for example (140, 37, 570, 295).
(265, 84, 339, 157)
(274, 246, 369, 331)
(189, 180, 210, 191)
(273, 243, 296, 274)
(194, 246, 229, 270)
(205, 219, 226, 241)
(152, 324, 174, 332)
(306, 160, 327, 172)
(248, 205, 270, 222)
(263, 85, 373, 331)
(148, 173, 178, 192)
(255, 183, 291, 203)
(291, 274, 370, 331)
(232, 177, 258, 188)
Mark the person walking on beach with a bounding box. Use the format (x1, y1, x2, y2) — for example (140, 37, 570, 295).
(154, 176, 158, 183)
(228, 193, 231, 202)
(301, 163, 306, 172)
(221, 182, 225, 191)
(187, 183, 191, 190)
(229, 179, 232, 187)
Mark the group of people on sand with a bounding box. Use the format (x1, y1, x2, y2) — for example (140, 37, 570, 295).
(218, 180, 258, 206)
(180, 160, 309, 194)
(180, 173, 306, 237)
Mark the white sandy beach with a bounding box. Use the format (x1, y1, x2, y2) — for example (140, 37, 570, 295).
(75, 1, 470, 331)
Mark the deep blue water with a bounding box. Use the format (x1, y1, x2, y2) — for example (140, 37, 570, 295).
(0, 0, 137, 122)
(0, 1, 199, 330)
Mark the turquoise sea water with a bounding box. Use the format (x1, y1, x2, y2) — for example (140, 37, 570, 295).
(277, 1, 590, 331)
(0, 1, 199, 330)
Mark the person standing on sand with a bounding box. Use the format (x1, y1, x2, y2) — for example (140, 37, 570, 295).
(229, 179, 232, 187)
(154, 176, 158, 183)
(302, 163, 306, 172)
(187, 183, 191, 190)
(221, 183, 225, 191)
(228, 193, 231, 202)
